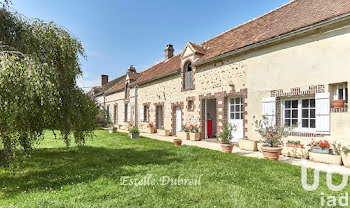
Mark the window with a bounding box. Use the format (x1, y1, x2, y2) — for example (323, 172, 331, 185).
(333, 83, 348, 104)
(124, 104, 130, 121)
(283, 98, 316, 130)
(184, 62, 193, 89)
(188, 100, 194, 111)
(230, 97, 243, 120)
(144, 106, 149, 121)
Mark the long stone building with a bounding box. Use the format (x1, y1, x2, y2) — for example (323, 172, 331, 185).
(90, 0, 350, 145)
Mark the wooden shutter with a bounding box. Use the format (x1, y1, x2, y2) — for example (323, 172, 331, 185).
(127, 104, 131, 122)
(139, 106, 144, 121)
(316, 92, 330, 134)
(262, 97, 276, 127)
(188, 72, 192, 88)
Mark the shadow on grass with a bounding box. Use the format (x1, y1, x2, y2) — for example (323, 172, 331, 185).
(0, 145, 179, 198)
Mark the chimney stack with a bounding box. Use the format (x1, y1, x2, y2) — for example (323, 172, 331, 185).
(165, 44, 174, 60)
(128, 65, 136, 73)
(101, 74, 108, 86)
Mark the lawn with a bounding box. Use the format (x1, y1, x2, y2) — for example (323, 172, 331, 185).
(0, 130, 348, 207)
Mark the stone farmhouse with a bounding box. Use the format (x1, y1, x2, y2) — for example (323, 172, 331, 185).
(90, 0, 350, 145)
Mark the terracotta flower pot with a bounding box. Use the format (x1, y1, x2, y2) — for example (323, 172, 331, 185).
(261, 146, 283, 161)
(221, 143, 234, 153)
(332, 100, 345, 108)
(174, 140, 182, 146)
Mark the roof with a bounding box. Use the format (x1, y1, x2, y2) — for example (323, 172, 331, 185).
(197, 0, 350, 63)
(106, 0, 350, 93)
(94, 75, 126, 97)
(132, 54, 181, 85)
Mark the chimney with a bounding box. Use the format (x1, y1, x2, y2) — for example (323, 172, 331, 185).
(128, 65, 136, 73)
(101, 74, 108, 86)
(165, 44, 174, 60)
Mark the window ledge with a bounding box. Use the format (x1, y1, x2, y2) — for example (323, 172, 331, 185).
(331, 107, 348, 113)
(289, 132, 327, 137)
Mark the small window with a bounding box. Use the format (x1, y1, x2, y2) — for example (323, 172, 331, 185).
(144, 106, 149, 121)
(124, 104, 128, 121)
(333, 83, 348, 104)
(188, 100, 194, 111)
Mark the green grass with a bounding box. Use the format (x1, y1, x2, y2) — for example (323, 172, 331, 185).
(0, 130, 348, 207)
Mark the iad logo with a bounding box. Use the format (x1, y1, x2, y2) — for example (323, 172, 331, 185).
(301, 159, 350, 207)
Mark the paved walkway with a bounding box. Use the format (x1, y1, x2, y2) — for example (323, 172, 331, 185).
(118, 130, 350, 175)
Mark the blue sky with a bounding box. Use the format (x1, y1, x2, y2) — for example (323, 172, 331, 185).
(11, 0, 290, 90)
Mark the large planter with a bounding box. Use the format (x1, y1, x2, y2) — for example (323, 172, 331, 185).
(108, 127, 117, 133)
(261, 146, 283, 161)
(157, 129, 170, 136)
(310, 147, 332, 154)
(332, 99, 345, 108)
(221, 143, 234, 153)
(281, 147, 309, 159)
(129, 132, 139, 139)
(341, 153, 350, 167)
(174, 139, 182, 147)
(239, 139, 258, 151)
(177, 132, 189, 140)
(309, 152, 342, 165)
(286, 143, 304, 148)
(189, 132, 200, 141)
(143, 127, 154, 134)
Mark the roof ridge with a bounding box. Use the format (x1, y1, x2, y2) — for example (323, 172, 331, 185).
(201, 0, 296, 45)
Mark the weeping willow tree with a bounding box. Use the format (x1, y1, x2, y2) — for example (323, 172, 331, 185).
(0, 2, 99, 166)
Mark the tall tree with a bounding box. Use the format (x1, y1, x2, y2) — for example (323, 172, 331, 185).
(0, 2, 99, 166)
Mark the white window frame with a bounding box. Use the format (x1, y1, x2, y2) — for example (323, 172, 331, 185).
(333, 83, 348, 104)
(282, 97, 316, 133)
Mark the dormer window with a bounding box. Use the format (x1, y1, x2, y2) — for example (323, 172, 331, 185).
(184, 62, 193, 90)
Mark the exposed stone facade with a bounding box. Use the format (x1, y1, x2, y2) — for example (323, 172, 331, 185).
(95, 2, 350, 145)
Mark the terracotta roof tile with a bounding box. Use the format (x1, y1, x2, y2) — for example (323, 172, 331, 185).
(132, 54, 181, 85)
(197, 0, 350, 63)
(107, 0, 350, 89)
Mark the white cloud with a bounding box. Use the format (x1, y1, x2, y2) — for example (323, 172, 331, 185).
(86, 50, 99, 57)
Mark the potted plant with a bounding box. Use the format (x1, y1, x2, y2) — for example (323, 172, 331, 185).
(286, 140, 304, 148)
(341, 145, 350, 167)
(217, 122, 235, 153)
(332, 99, 345, 108)
(157, 126, 170, 136)
(144, 123, 154, 134)
(188, 124, 200, 141)
(128, 126, 140, 139)
(254, 116, 293, 161)
(173, 139, 182, 146)
(177, 125, 190, 140)
(308, 139, 332, 154)
(308, 140, 342, 165)
(108, 126, 117, 134)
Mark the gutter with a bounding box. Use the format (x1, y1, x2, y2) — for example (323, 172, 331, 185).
(193, 13, 350, 67)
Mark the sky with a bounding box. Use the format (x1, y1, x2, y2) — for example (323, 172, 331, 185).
(10, 0, 291, 91)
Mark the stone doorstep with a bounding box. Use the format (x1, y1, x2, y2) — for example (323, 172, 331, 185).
(116, 130, 350, 175)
